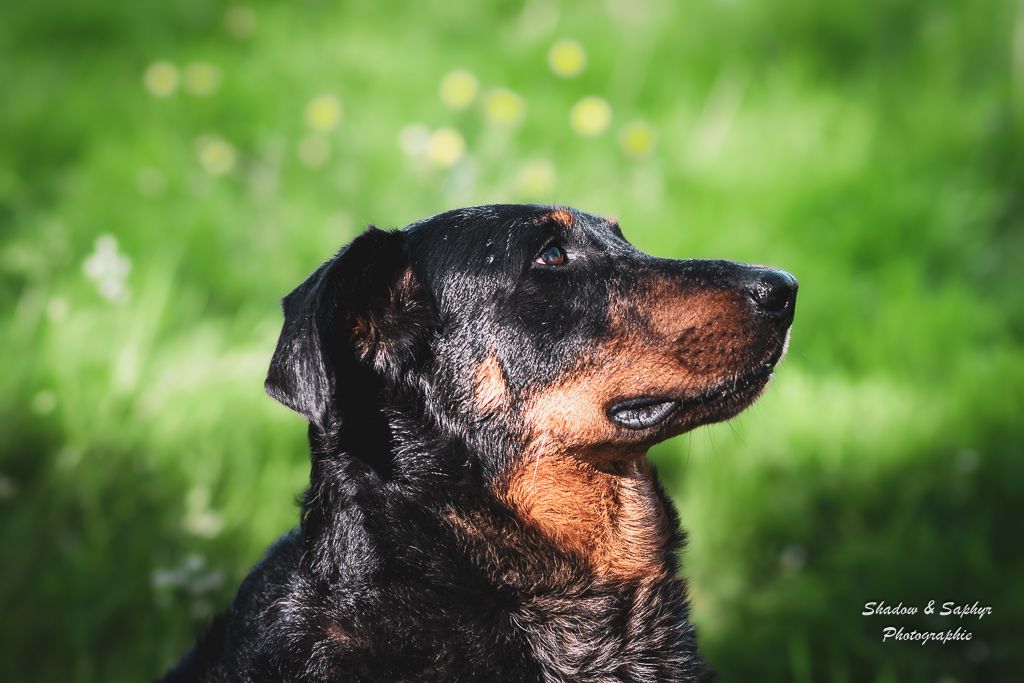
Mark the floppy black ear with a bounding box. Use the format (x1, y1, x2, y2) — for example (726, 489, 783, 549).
(264, 227, 431, 429)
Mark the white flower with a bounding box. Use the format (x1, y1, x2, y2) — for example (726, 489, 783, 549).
(184, 487, 224, 538)
(82, 235, 131, 301)
(398, 124, 431, 158)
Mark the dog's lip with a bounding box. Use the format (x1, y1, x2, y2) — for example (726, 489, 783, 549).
(607, 363, 776, 431)
(681, 363, 775, 407)
(607, 397, 681, 430)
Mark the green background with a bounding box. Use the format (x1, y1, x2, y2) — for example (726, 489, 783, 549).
(2, 0, 1022, 680)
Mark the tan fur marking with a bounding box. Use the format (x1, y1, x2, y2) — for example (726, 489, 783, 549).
(611, 281, 756, 377)
(472, 354, 509, 415)
(649, 280, 740, 330)
(501, 456, 668, 582)
(547, 209, 574, 227)
(351, 268, 421, 365)
(351, 314, 374, 357)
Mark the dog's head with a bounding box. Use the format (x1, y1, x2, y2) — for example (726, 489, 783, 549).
(266, 204, 796, 579)
(266, 205, 795, 473)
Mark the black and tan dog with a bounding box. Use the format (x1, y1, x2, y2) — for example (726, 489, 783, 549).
(162, 204, 797, 682)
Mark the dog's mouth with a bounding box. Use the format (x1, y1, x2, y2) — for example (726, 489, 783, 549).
(607, 363, 776, 431)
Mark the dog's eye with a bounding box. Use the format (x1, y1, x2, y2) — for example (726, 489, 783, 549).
(534, 244, 568, 267)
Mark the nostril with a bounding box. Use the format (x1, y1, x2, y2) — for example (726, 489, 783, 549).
(747, 269, 798, 316)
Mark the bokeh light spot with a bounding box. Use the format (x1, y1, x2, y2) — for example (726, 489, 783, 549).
(399, 123, 431, 158)
(305, 94, 343, 132)
(484, 88, 526, 126)
(196, 135, 237, 175)
(46, 297, 69, 322)
(325, 212, 354, 236)
(31, 390, 57, 415)
(0, 475, 15, 501)
(570, 96, 612, 137)
(184, 487, 224, 538)
(516, 160, 556, 196)
(224, 5, 257, 38)
(439, 69, 479, 110)
(143, 61, 178, 97)
(182, 62, 222, 96)
(298, 135, 331, 168)
(427, 127, 466, 168)
(619, 120, 656, 158)
(548, 39, 587, 78)
(136, 167, 166, 197)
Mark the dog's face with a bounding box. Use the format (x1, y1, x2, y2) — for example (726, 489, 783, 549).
(266, 204, 796, 480)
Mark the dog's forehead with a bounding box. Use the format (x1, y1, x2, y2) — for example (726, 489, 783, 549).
(401, 205, 621, 313)
(404, 204, 615, 259)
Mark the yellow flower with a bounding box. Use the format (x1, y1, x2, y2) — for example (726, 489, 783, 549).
(619, 120, 656, 158)
(516, 160, 556, 196)
(570, 96, 612, 137)
(439, 69, 479, 111)
(427, 128, 466, 168)
(305, 94, 343, 132)
(144, 61, 178, 97)
(548, 39, 586, 78)
(484, 88, 526, 126)
(182, 62, 221, 96)
(196, 135, 237, 175)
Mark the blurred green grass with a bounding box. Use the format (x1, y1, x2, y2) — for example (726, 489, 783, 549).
(1, 0, 1022, 680)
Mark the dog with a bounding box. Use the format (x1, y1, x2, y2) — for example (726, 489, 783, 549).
(161, 204, 797, 682)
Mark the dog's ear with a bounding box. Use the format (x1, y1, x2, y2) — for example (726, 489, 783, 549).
(264, 227, 432, 429)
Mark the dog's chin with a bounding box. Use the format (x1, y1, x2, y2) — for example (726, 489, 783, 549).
(608, 362, 777, 441)
(671, 367, 774, 433)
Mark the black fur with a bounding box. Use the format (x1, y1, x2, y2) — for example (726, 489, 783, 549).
(161, 204, 797, 682)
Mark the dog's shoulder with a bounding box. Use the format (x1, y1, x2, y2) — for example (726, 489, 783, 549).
(162, 530, 303, 681)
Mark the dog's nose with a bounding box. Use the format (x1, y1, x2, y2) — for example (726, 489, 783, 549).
(746, 269, 798, 319)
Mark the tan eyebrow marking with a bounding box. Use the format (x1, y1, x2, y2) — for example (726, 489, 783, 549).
(547, 209, 574, 228)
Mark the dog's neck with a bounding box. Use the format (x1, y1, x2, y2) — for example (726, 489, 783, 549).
(497, 452, 675, 583)
(305, 406, 678, 587)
